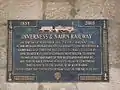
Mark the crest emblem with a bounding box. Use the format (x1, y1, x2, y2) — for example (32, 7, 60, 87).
(54, 72, 61, 81)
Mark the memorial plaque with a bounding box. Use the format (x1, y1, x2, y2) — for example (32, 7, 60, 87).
(7, 20, 109, 82)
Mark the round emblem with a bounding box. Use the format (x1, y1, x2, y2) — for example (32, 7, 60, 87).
(54, 72, 61, 81)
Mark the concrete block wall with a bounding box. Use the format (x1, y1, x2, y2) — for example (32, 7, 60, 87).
(0, 0, 120, 90)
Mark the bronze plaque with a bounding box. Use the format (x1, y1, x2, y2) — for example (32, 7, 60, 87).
(7, 20, 109, 82)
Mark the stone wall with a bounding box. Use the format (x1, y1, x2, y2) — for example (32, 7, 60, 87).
(0, 0, 120, 90)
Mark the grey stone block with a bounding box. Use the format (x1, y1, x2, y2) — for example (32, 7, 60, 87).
(0, 69, 8, 90)
(0, 25, 7, 69)
(8, 0, 43, 19)
(44, 0, 72, 19)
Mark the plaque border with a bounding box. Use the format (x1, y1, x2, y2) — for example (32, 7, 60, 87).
(7, 20, 109, 82)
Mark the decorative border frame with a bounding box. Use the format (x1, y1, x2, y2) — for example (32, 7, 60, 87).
(7, 21, 13, 82)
